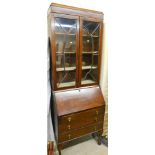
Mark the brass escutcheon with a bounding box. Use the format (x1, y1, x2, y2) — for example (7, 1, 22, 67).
(94, 126, 97, 131)
(68, 125, 71, 130)
(68, 117, 71, 122)
(68, 134, 71, 139)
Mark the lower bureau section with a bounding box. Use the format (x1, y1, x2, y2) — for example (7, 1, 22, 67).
(53, 86, 106, 155)
(58, 122, 103, 143)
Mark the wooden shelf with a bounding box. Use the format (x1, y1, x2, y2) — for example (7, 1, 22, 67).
(83, 35, 99, 37)
(56, 52, 76, 54)
(81, 80, 96, 85)
(57, 81, 75, 88)
(56, 66, 76, 71)
(82, 66, 98, 70)
(55, 32, 76, 36)
(82, 51, 98, 54)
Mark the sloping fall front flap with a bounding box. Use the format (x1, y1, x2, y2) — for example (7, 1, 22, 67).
(54, 86, 105, 116)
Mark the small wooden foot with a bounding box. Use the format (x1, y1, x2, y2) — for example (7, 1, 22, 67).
(97, 136, 102, 145)
(92, 133, 96, 138)
(58, 143, 64, 155)
(97, 131, 102, 145)
(58, 149, 61, 155)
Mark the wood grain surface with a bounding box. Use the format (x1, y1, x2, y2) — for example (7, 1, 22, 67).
(54, 86, 105, 116)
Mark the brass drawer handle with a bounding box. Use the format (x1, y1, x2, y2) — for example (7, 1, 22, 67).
(96, 110, 99, 115)
(68, 134, 71, 140)
(94, 126, 97, 131)
(68, 117, 71, 122)
(68, 125, 71, 130)
(95, 117, 98, 122)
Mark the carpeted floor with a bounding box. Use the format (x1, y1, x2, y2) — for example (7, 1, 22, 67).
(54, 137, 108, 155)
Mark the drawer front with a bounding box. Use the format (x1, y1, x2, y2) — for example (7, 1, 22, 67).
(59, 114, 104, 133)
(58, 106, 105, 132)
(58, 123, 103, 142)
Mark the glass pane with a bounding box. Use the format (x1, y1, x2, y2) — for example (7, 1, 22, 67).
(81, 21, 100, 85)
(55, 17, 77, 88)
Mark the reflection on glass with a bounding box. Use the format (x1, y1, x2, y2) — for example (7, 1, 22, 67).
(55, 18, 76, 34)
(55, 17, 77, 88)
(82, 21, 100, 85)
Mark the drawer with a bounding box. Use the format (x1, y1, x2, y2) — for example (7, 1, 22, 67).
(58, 106, 104, 133)
(58, 123, 103, 142)
(58, 114, 104, 133)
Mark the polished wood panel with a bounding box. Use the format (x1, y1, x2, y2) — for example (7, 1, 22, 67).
(58, 122, 103, 142)
(50, 14, 57, 89)
(54, 86, 105, 116)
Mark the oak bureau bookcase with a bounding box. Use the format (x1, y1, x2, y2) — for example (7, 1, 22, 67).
(48, 3, 105, 155)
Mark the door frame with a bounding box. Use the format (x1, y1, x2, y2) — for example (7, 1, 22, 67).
(51, 13, 80, 90)
(79, 17, 103, 87)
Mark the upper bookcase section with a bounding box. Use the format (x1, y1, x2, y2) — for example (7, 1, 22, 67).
(48, 3, 104, 90)
(48, 3, 104, 20)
